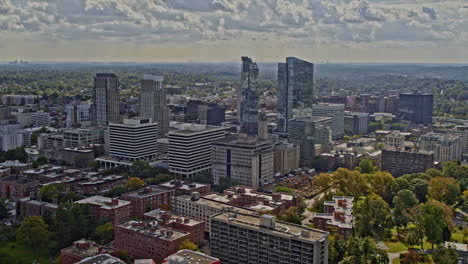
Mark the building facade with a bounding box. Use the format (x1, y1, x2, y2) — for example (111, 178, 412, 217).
(398, 92, 433, 125)
(419, 132, 462, 163)
(312, 196, 353, 239)
(273, 143, 300, 175)
(168, 124, 226, 178)
(121, 186, 174, 217)
(75, 196, 132, 224)
(211, 135, 274, 188)
(382, 149, 434, 177)
(344, 112, 368, 136)
(140, 75, 170, 137)
(93, 73, 120, 126)
(210, 213, 329, 264)
(312, 103, 345, 140)
(239, 57, 260, 136)
(277, 57, 314, 133)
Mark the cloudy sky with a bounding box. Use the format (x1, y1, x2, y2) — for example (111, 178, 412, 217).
(1, 0, 467, 63)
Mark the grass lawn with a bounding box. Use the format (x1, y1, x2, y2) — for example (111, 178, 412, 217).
(451, 227, 466, 243)
(0, 242, 51, 264)
(392, 258, 401, 264)
(384, 226, 435, 253)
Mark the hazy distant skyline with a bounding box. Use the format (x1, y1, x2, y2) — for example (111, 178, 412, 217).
(1, 0, 467, 63)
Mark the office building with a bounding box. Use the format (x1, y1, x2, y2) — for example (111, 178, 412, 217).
(277, 57, 314, 133)
(163, 250, 220, 264)
(239, 57, 259, 136)
(312, 103, 345, 139)
(2, 95, 36, 105)
(121, 186, 175, 217)
(75, 196, 132, 224)
(382, 149, 434, 177)
(454, 126, 468, 159)
(288, 117, 332, 166)
(312, 196, 354, 239)
(65, 103, 92, 128)
(398, 91, 433, 125)
(168, 124, 226, 178)
(211, 135, 274, 188)
(63, 127, 105, 148)
(419, 132, 462, 163)
(274, 143, 300, 175)
(13, 111, 50, 128)
(344, 112, 368, 136)
(109, 117, 158, 162)
(198, 104, 226, 126)
(93, 73, 120, 126)
(210, 212, 329, 264)
(140, 75, 170, 137)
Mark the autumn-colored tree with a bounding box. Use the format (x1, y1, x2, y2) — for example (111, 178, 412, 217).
(179, 239, 199, 251)
(428, 177, 460, 204)
(95, 222, 114, 244)
(367, 171, 395, 203)
(124, 177, 145, 191)
(313, 168, 370, 197)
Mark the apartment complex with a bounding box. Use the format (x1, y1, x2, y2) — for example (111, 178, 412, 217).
(75, 196, 132, 224)
(140, 75, 170, 137)
(60, 239, 117, 264)
(344, 112, 369, 136)
(312, 196, 354, 239)
(382, 149, 434, 177)
(211, 135, 274, 188)
(277, 57, 314, 133)
(121, 186, 174, 217)
(168, 124, 226, 178)
(109, 117, 158, 162)
(385, 131, 405, 149)
(210, 212, 329, 264)
(419, 132, 462, 163)
(312, 103, 345, 140)
(17, 196, 58, 219)
(93, 73, 120, 126)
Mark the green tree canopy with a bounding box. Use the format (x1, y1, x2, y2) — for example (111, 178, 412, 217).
(16, 216, 49, 253)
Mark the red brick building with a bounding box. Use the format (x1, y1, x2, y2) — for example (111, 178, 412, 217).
(143, 209, 204, 246)
(60, 239, 117, 264)
(115, 220, 189, 264)
(75, 196, 132, 224)
(121, 186, 174, 217)
(75, 175, 127, 196)
(17, 197, 58, 219)
(0, 175, 39, 200)
(312, 196, 354, 239)
(158, 180, 211, 195)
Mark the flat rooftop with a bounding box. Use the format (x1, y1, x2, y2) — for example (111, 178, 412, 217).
(118, 220, 188, 241)
(165, 250, 219, 264)
(76, 254, 125, 264)
(123, 186, 172, 198)
(213, 212, 328, 243)
(76, 196, 131, 209)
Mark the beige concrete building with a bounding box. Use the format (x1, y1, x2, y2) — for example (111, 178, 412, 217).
(385, 131, 405, 149)
(419, 132, 462, 163)
(210, 212, 329, 264)
(274, 143, 300, 175)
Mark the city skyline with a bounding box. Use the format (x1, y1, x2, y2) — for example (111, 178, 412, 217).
(1, 0, 467, 63)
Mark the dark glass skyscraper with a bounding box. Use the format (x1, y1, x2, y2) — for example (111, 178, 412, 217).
(277, 57, 314, 133)
(239, 56, 259, 136)
(92, 73, 120, 126)
(398, 91, 433, 125)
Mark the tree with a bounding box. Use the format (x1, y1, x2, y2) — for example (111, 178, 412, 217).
(314, 168, 370, 197)
(179, 239, 199, 251)
(56, 202, 96, 248)
(274, 186, 294, 194)
(191, 172, 212, 183)
(106, 186, 128, 197)
(16, 216, 49, 253)
(367, 171, 395, 204)
(442, 161, 458, 178)
(0, 198, 9, 220)
(354, 194, 393, 239)
(422, 203, 447, 248)
(410, 178, 429, 203)
(215, 177, 239, 192)
(340, 236, 388, 264)
(38, 184, 64, 203)
(428, 177, 460, 204)
(95, 222, 114, 244)
(278, 206, 302, 225)
(329, 234, 347, 264)
(393, 177, 411, 194)
(32, 156, 48, 168)
(124, 177, 145, 191)
(393, 189, 419, 237)
(425, 168, 442, 178)
(355, 159, 378, 174)
(432, 245, 460, 264)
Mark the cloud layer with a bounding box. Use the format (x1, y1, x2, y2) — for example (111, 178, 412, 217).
(1, 0, 467, 62)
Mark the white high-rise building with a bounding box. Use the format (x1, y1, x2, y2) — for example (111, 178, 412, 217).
(168, 124, 226, 178)
(140, 75, 169, 138)
(109, 117, 158, 162)
(312, 103, 345, 140)
(211, 135, 274, 188)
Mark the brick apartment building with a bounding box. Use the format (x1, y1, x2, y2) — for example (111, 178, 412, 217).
(60, 239, 117, 264)
(114, 220, 190, 264)
(0, 175, 39, 200)
(121, 186, 174, 217)
(158, 180, 211, 195)
(143, 209, 204, 246)
(312, 196, 354, 239)
(17, 196, 58, 219)
(76, 175, 127, 196)
(382, 149, 434, 177)
(75, 196, 132, 224)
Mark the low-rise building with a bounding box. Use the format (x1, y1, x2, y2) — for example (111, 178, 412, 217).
(312, 196, 354, 239)
(60, 239, 117, 264)
(121, 186, 174, 217)
(75, 254, 126, 264)
(17, 196, 58, 219)
(75, 196, 132, 224)
(0, 175, 39, 200)
(76, 175, 127, 196)
(163, 250, 220, 264)
(210, 212, 329, 264)
(158, 180, 211, 195)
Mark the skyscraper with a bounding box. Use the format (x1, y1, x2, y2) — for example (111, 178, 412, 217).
(312, 103, 345, 140)
(140, 75, 169, 137)
(278, 57, 314, 133)
(239, 56, 259, 136)
(398, 91, 433, 125)
(93, 73, 120, 126)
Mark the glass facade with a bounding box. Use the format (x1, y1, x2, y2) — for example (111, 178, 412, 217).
(239, 56, 260, 136)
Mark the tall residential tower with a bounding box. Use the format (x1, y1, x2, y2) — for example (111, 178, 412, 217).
(239, 57, 259, 136)
(92, 73, 120, 126)
(140, 75, 170, 137)
(278, 57, 314, 133)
